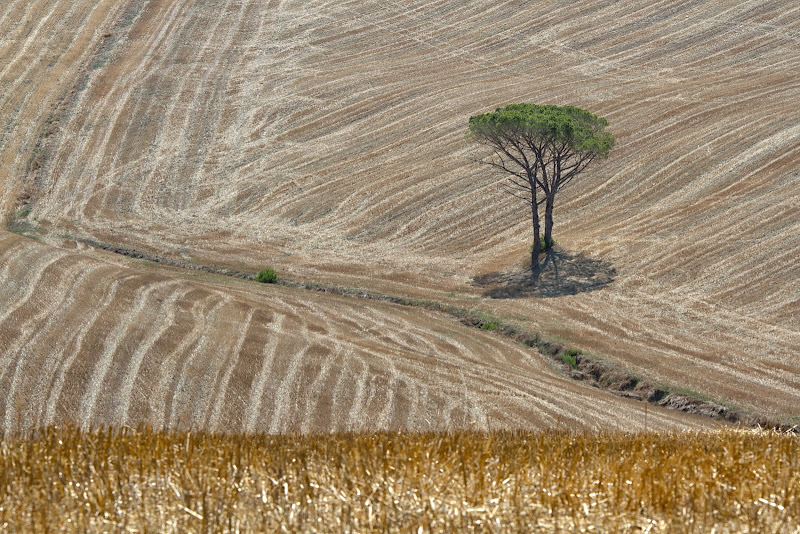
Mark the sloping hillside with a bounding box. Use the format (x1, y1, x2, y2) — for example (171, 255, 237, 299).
(23, 0, 800, 419)
(0, 0, 125, 218)
(0, 232, 713, 434)
(2, 0, 799, 430)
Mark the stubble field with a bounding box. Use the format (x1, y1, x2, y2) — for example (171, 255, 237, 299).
(2, 426, 798, 532)
(3, 1, 800, 530)
(3, 231, 713, 435)
(2, 0, 800, 430)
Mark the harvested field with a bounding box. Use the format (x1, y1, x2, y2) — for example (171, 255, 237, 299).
(0, 0, 125, 219)
(18, 0, 800, 420)
(1, 426, 798, 532)
(0, 232, 712, 435)
(1, 0, 799, 433)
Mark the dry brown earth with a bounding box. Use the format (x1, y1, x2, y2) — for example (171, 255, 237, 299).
(0, 232, 713, 434)
(0, 0, 126, 218)
(2, 0, 799, 429)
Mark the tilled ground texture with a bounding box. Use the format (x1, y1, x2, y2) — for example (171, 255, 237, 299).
(0, 0, 721, 437)
(0, 0, 126, 219)
(20, 0, 800, 420)
(0, 232, 714, 434)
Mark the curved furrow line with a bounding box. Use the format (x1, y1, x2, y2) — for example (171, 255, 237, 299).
(7, 258, 135, 431)
(325, 347, 358, 428)
(1, 258, 100, 360)
(206, 306, 255, 432)
(568, 112, 770, 226)
(0, 250, 74, 378)
(0, 0, 31, 33)
(148, 290, 220, 430)
(165, 295, 231, 430)
(372, 355, 401, 431)
(1, 260, 104, 432)
(0, 0, 70, 82)
(331, 325, 578, 431)
(78, 276, 177, 427)
(43, 0, 191, 217)
(112, 281, 190, 425)
(633, 178, 800, 295)
(265, 321, 311, 434)
(683, 228, 799, 304)
(441, 359, 595, 427)
(600, 4, 752, 65)
(561, 126, 794, 246)
(344, 358, 372, 432)
(0, 0, 123, 217)
(243, 312, 284, 433)
(135, 0, 251, 212)
(0, 238, 59, 311)
(42, 270, 128, 427)
(93, 0, 205, 217)
(297, 341, 340, 434)
(207, 306, 274, 432)
(342, 309, 438, 356)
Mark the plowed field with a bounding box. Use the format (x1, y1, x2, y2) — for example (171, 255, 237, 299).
(2, 0, 799, 429)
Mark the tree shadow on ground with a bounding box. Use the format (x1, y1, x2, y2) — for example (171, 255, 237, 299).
(473, 249, 616, 299)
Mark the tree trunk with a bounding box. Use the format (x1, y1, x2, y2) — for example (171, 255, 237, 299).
(544, 196, 554, 252)
(530, 188, 540, 272)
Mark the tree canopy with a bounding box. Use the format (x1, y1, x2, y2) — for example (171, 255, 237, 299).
(468, 103, 614, 271)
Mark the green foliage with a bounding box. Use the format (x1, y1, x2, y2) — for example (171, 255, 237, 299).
(530, 236, 556, 253)
(480, 321, 499, 331)
(8, 204, 35, 235)
(559, 349, 582, 369)
(468, 103, 615, 157)
(561, 352, 578, 369)
(255, 268, 277, 284)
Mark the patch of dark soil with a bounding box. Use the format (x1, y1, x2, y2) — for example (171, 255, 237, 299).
(473, 249, 616, 298)
(633, 382, 669, 403)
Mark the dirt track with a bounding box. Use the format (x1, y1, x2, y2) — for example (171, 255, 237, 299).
(2, 0, 799, 428)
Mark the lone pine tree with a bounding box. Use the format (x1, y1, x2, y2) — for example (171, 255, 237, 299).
(469, 104, 614, 271)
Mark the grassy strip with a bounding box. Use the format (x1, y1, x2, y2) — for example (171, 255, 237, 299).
(42, 236, 799, 432)
(1, 426, 798, 532)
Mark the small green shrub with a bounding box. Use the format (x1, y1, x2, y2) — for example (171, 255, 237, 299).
(255, 268, 277, 284)
(480, 321, 499, 331)
(561, 352, 578, 369)
(530, 236, 556, 253)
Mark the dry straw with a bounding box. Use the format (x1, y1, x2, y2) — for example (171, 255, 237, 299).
(1, 426, 798, 532)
